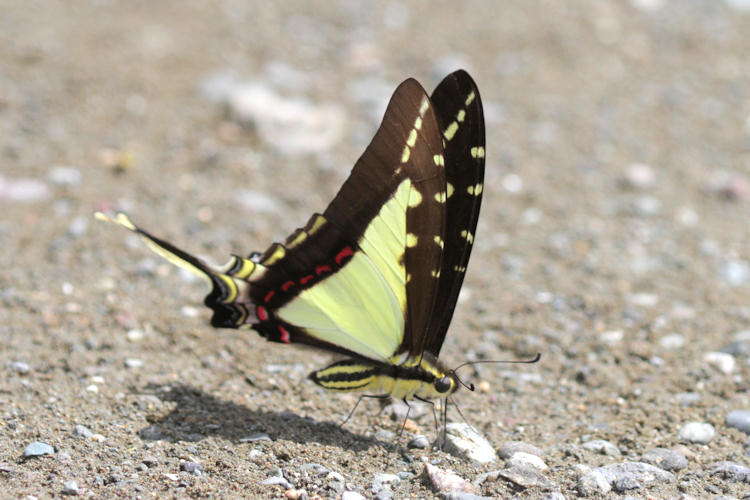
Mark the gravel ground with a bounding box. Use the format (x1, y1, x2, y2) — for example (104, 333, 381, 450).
(2, 1, 750, 498)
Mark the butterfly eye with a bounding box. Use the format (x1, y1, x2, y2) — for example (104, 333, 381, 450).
(434, 376, 453, 393)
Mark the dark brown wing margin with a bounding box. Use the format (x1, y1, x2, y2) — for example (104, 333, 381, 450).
(420, 70, 486, 357)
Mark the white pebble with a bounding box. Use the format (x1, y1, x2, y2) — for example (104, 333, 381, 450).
(507, 451, 548, 471)
(623, 163, 655, 188)
(599, 330, 624, 344)
(704, 351, 736, 374)
(679, 422, 715, 444)
(659, 334, 686, 349)
(502, 174, 523, 194)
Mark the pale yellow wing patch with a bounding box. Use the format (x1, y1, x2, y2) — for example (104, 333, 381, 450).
(276, 179, 414, 362)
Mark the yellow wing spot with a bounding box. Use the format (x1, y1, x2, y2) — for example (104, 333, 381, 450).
(287, 230, 307, 249)
(401, 145, 411, 164)
(406, 233, 418, 247)
(446, 182, 454, 198)
(465, 91, 476, 106)
(433, 154, 444, 167)
(434, 191, 446, 203)
(433, 235, 444, 248)
(406, 273, 412, 283)
(430, 269, 441, 278)
(419, 97, 430, 116)
(467, 183, 483, 196)
(406, 129, 418, 148)
(457, 109, 466, 123)
(408, 189, 422, 207)
(233, 257, 256, 279)
(460, 230, 474, 244)
(414, 116, 423, 130)
(471, 146, 485, 159)
(308, 214, 326, 235)
(262, 244, 286, 266)
(443, 121, 459, 141)
(453, 265, 466, 272)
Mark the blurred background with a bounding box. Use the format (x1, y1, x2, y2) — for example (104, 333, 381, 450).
(2, 0, 750, 497)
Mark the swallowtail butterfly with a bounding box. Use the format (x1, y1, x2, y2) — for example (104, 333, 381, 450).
(97, 70, 485, 435)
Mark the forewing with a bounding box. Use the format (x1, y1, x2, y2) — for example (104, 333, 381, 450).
(420, 70, 486, 357)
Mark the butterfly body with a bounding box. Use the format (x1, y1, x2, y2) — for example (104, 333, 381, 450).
(97, 70, 484, 419)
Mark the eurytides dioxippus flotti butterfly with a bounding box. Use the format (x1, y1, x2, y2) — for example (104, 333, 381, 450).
(97, 70, 509, 441)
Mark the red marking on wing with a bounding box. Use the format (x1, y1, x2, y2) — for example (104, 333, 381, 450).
(335, 246, 354, 265)
(300, 274, 314, 285)
(316, 264, 331, 275)
(256, 306, 268, 321)
(278, 326, 291, 344)
(264, 290, 275, 303)
(281, 280, 295, 292)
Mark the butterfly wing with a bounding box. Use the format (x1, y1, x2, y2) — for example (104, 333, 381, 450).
(417, 70, 486, 357)
(99, 77, 448, 364)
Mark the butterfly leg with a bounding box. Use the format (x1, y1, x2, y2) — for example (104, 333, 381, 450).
(396, 398, 412, 439)
(340, 394, 389, 428)
(415, 395, 439, 441)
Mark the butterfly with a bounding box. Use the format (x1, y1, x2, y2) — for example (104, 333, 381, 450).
(97, 70, 485, 434)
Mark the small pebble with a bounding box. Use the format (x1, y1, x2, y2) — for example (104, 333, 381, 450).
(371, 473, 400, 494)
(582, 439, 621, 456)
(675, 392, 701, 406)
(373, 429, 395, 442)
(24, 442, 54, 458)
(180, 461, 203, 474)
(47, 166, 82, 187)
(659, 334, 685, 349)
(442, 423, 497, 465)
(284, 489, 307, 500)
(498, 465, 554, 489)
(10, 361, 30, 375)
(127, 329, 145, 342)
(498, 441, 545, 459)
(622, 163, 655, 189)
(341, 492, 366, 500)
(408, 435, 430, 449)
(164, 473, 180, 481)
(707, 461, 750, 482)
(240, 433, 271, 442)
(261, 476, 292, 489)
(501, 174, 523, 193)
(726, 410, 750, 434)
(721, 260, 750, 286)
(577, 461, 674, 495)
(62, 480, 80, 495)
(124, 358, 144, 369)
(679, 422, 715, 444)
(423, 463, 477, 495)
(0, 175, 50, 202)
(640, 448, 688, 471)
(704, 351, 736, 374)
(506, 452, 548, 471)
(73, 425, 93, 439)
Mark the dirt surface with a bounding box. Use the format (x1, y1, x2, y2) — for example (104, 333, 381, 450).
(3, 1, 750, 498)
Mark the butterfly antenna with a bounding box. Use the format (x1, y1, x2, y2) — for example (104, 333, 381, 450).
(448, 353, 541, 393)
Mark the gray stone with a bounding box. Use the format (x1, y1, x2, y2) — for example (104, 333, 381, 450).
(73, 425, 93, 439)
(582, 439, 621, 456)
(727, 410, 750, 434)
(708, 461, 750, 483)
(408, 435, 430, 449)
(180, 461, 203, 474)
(24, 442, 54, 458)
(640, 448, 688, 471)
(498, 441, 545, 459)
(62, 480, 80, 495)
(577, 462, 674, 496)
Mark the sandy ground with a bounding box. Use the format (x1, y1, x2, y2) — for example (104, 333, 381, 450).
(2, 1, 750, 498)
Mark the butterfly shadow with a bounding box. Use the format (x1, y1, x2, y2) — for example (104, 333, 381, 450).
(133, 383, 381, 452)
